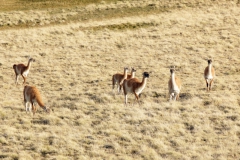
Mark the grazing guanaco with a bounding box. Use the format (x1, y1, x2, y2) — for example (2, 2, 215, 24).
(168, 67, 181, 101)
(123, 72, 149, 106)
(112, 67, 129, 93)
(13, 58, 35, 85)
(23, 85, 51, 116)
(204, 59, 215, 91)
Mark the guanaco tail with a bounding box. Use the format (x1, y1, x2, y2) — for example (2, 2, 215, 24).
(112, 67, 129, 93)
(123, 72, 149, 106)
(13, 57, 35, 85)
(168, 67, 181, 101)
(204, 59, 215, 91)
(23, 85, 51, 116)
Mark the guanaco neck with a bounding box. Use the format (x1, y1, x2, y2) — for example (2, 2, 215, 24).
(208, 63, 212, 76)
(141, 76, 148, 88)
(123, 69, 128, 79)
(36, 98, 45, 108)
(171, 72, 178, 90)
(130, 71, 136, 78)
(26, 59, 32, 70)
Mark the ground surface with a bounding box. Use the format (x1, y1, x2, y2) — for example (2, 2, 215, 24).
(0, 0, 240, 159)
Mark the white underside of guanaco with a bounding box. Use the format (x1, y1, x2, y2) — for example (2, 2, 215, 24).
(204, 60, 215, 91)
(205, 64, 213, 82)
(168, 70, 181, 101)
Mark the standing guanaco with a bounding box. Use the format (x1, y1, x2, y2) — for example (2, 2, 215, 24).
(168, 67, 181, 101)
(123, 72, 149, 106)
(112, 67, 129, 93)
(13, 58, 35, 85)
(204, 59, 215, 91)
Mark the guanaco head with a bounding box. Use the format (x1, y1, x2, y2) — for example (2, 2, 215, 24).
(131, 67, 137, 73)
(207, 59, 212, 65)
(170, 66, 176, 74)
(143, 72, 150, 78)
(44, 106, 51, 114)
(29, 58, 35, 62)
(170, 68, 175, 74)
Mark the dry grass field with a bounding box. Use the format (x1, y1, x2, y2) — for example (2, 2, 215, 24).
(0, 0, 240, 159)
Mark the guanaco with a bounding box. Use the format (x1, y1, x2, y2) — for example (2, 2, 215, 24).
(13, 58, 35, 85)
(123, 72, 149, 106)
(112, 67, 129, 93)
(23, 85, 50, 116)
(204, 59, 215, 91)
(168, 67, 181, 101)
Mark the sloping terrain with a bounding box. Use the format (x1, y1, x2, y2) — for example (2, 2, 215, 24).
(0, 0, 240, 159)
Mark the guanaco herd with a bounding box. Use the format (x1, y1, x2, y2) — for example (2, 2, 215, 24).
(112, 59, 215, 105)
(13, 58, 215, 116)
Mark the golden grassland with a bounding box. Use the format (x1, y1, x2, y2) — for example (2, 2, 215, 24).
(0, 0, 240, 159)
(0, 0, 120, 11)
